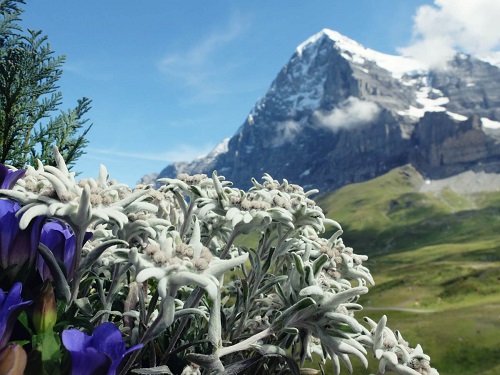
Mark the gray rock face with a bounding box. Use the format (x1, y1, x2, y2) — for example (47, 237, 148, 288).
(411, 113, 500, 178)
(157, 29, 500, 193)
(429, 54, 500, 119)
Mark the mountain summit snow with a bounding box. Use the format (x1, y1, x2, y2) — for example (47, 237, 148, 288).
(156, 29, 500, 192)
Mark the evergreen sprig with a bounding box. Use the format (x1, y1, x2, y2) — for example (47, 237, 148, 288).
(0, 0, 91, 170)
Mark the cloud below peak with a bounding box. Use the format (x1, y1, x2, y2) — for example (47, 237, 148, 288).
(313, 97, 380, 132)
(399, 0, 500, 67)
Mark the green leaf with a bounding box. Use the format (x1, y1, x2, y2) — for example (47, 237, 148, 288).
(37, 243, 71, 303)
(262, 246, 276, 273)
(17, 311, 33, 336)
(132, 366, 173, 374)
(241, 278, 249, 303)
(32, 331, 62, 375)
(312, 253, 329, 276)
(74, 297, 93, 316)
(252, 345, 301, 375)
(283, 327, 299, 335)
(278, 297, 315, 324)
(255, 275, 288, 296)
(292, 253, 305, 275)
(76, 239, 129, 274)
(224, 356, 264, 375)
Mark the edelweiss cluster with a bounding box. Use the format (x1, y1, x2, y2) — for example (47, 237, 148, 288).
(0, 154, 440, 375)
(363, 316, 439, 375)
(0, 148, 153, 234)
(310, 231, 375, 287)
(141, 239, 213, 271)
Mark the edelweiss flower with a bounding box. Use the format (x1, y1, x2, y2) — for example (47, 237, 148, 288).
(275, 284, 369, 374)
(130, 218, 248, 342)
(250, 173, 329, 232)
(308, 230, 374, 287)
(0, 148, 152, 238)
(0, 149, 155, 298)
(363, 315, 439, 375)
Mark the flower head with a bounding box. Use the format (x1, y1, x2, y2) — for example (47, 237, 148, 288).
(0, 283, 32, 351)
(363, 315, 439, 375)
(0, 200, 44, 278)
(0, 165, 25, 190)
(37, 220, 92, 281)
(130, 218, 248, 346)
(131, 219, 248, 303)
(0, 344, 27, 375)
(62, 322, 143, 375)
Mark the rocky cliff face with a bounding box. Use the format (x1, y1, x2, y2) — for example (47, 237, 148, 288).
(157, 29, 500, 193)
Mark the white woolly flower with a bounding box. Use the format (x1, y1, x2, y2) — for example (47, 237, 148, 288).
(130, 217, 248, 347)
(363, 315, 439, 375)
(0, 147, 151, 235)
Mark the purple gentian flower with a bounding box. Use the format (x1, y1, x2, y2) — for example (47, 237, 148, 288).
(37, 220, 90, 282)
(0, 200, 44, 277)
(62, 322, 143, 375)
(0, 165, 25, 190)
(0, 283, 32, 351)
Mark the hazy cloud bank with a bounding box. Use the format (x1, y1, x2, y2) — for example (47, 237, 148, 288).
(313, 97, 380, 131)
(400, 0, 500, 67)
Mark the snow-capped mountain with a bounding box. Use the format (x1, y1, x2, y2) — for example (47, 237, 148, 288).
(157, 29, 500, 192)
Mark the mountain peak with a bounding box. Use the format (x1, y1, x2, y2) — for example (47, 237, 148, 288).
(156, 29, 500, 194)
(296, 28, 355, 56)
(296, 29, 427, 79)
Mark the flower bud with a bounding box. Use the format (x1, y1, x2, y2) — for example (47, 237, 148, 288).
(32, 281, 57, 334)
(0, 344, 28, 375)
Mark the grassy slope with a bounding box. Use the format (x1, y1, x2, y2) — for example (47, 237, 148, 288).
(315, 165, 500, 375)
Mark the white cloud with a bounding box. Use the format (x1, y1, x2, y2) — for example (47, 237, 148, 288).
(313, 97, 380, 131)
(400, 0, 500, 67)
(88, 143, 214, 163)
(273, 120, 301, 146)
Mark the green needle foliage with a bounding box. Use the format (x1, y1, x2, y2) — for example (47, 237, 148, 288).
(0, 0, 91, 170)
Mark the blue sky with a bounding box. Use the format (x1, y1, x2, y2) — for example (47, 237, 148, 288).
(21, 0, 500, 186)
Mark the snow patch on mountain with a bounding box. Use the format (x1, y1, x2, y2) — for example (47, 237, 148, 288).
(447, 112, 467, 121)
(192, 137, 230, 170)
(297, 29, 428, 79)
(210, 137, 230, 156)
(398, 87, 449, 118)
(481, 117, 500, 129)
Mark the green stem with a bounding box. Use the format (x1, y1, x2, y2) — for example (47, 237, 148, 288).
(160, 288, 205, 363)
(179, 196, 196, 238)
(161, 227, 241, 363)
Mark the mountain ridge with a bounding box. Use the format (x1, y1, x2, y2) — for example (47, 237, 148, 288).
(155, 29, 500, 193)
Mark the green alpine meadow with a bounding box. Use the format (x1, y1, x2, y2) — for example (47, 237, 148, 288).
(317, 165, 500, 374)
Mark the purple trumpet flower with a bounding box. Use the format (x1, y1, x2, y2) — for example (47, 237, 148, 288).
(0, 165, 25, 190)
(0, 200, 44, 278)
(37, 220, 90, 282)
(0, 283, 32, 351)
(62, 322, 143, 375)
